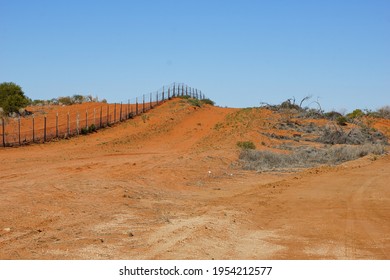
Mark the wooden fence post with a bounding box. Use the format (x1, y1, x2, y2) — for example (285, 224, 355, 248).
(86, 110, 88, 130)
(2, 117, 6, 147)
(44, 116, 47, 142)
(100, 106, 103, 128)
(32, 116, 35, 143)
(120, 102, 123, 121)
(18, 117, 21, 145)
(107, 104, 110, 125)
(67, 112, 70, 137)
(150, 92, 152, 109)
(156, 92, 159, 106)
(162, 87, 165, 101)
(182, 84, 184, 96)
(172, 84, 175, 97)
(127, 100, 130, 119)
(136, 97, 138, 115)
(114, 103, 117, 123)
(76, 112, 79, 135)
(143, 95, 145, 113)
(56, 112, 59, 138)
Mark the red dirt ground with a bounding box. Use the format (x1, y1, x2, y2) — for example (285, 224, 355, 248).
(1, 99, 389, 259)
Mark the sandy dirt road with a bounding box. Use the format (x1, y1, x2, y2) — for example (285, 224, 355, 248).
(0, 99, 389, 259)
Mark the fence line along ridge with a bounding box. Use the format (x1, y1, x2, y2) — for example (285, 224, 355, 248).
(1, 83, 206, 147)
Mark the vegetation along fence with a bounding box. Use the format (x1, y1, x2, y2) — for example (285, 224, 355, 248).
(1, 83, 206, 147)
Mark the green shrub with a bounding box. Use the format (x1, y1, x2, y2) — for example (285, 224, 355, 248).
(58, 96, 74, 105)
(188, 98, 202, 107)
(88, 124, 97, 133)
(237, 141, 256, 150)
(80, 127, 89, 135)
(201, 98, 215, 106)
(0, 82, 30, 114)
(347, 109, 364, 119)
(336, 116, 348, 126)
(178, 95, 191, 99)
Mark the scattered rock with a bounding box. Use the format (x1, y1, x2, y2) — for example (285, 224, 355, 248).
(128, 232, 134, 237)
(3, 228, 11, 232)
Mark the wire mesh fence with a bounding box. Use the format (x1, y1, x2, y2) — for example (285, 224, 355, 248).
(1, 83, 206, 147)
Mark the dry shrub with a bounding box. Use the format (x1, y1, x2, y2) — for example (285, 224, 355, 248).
(316, 126, 387, 145)
(239, 144, 386, 171)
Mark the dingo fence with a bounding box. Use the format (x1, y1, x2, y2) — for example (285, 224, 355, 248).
(1, 83, 205, 147)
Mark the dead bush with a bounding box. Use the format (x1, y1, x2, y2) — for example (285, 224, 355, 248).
(316, 126, 387, 145)
(239, 144, 386, 171)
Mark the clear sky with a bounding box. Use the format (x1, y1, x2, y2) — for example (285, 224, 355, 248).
(1, 0, 389, 112)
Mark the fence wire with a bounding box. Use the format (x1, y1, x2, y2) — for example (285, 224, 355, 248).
(1, 83, 206, 147)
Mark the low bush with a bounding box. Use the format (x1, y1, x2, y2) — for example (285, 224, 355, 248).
(239, 144, 386, 171)
(346, 109, 365, 119)
(337, 116, 348, 126)
(201, 98, 215, 106)
(376, 106, 390, 119)
(178, 95, 191, 99)
(88, 124, 97, 133)
(187, 98, 202, 107)
(237, 141, 256, 150)
(80, 127, 89, 135)
(316, 126, 387, 145)
(324, 111, 342, 120)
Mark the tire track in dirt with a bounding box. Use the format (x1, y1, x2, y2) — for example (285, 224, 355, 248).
(345, 174, 390, 259)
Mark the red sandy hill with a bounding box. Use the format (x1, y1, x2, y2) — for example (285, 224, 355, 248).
(0, 98, 389, 259)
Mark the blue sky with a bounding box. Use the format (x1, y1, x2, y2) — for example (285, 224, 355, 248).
(1, 0, 389, 112)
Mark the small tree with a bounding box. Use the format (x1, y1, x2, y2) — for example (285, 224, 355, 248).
(72, 94, 85, 104)
(0, 82, 30, 114)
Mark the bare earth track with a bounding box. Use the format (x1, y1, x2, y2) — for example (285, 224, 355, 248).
(0, 99, 389, 259)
